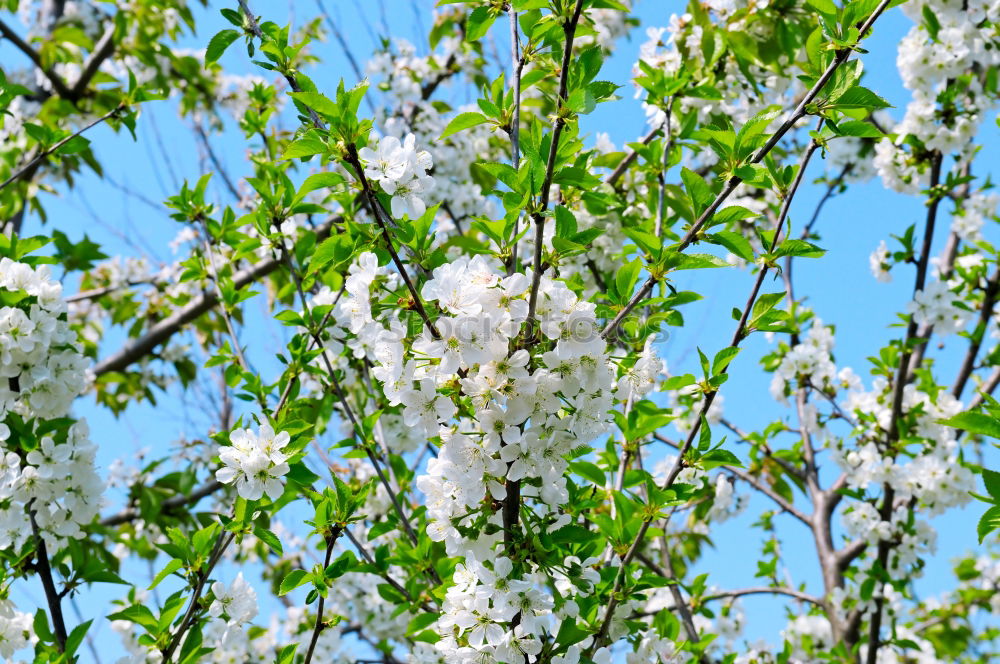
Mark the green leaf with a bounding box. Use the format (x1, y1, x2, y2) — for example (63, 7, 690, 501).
(107, 605, 158, 632)
(921, 5, 941, 41)
(554, 206, 577, 238)
(834, 120, 884, 138)
(56, 135, 90, 155)
(34, 610, 54, 642)
(281, 136, 326, 160)
(309, 235, 353, 275)
(709, 231, 754, 262)
(276, 643, 298, 664)
(978, 505, 1000, 543)
(440, 112, 489, 139)
(254, 526, 284, 556)
(569, 461, 605, 486)
(623, 228, 661, 258)
(297, 172, 346, 200)
(466, 6, 497, 42)
(65, 619, 93, 656)
(205, 29, 240, 65)
(734, 108, 780, 158)
(681, 167, 713, 218)
(288, 91, 340, 118)
(555, 618, 591, 647)
(701, 448, 743, 470)
(941, 411, 1000, 439)
(806, 0, 839, 15)
(279, 569, 311, 596)
(832, 86, 891, 110)
(773, 239, 826, 258)
(407, 612, 440, 634)
(712, 347, 740, 376)
(751, 293, 785, 324)
(983, 469, 1000, 501)
(615, 259, 641, 303)
(149, 559, 183, 590)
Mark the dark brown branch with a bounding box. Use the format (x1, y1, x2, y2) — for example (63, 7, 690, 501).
(605, 124, 660, 186)
(866, 152, 944, 664)
(29, 504, 69, 650)
(161, 529, 235, 662)
(70, 23, 116, 99)
(592, 122, 825, 652)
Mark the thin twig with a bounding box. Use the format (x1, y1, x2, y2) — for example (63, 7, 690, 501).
(700, 586, 825, 607)
(952, 266, 1000, 398)
(0, 105, 122, 193)
(592, 121, 825, 651)
(506, 4, 523, 273)
(161, 530, 236, 662)
(865, 153, 944, 664)
(304, 528, 343, 664)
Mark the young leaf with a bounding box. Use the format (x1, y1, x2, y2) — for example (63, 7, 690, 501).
(279, 569, 311, 595)
(440, 112, 490, 140)
(205, 29, 240, 65)
(149, 559, 184, 589)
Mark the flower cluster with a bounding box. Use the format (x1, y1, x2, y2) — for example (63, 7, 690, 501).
(768, 319, 842, 402)
(358, 133, 435, 219)
(0, 258, 89, 418)
(309, 249, 667, 661)
(875, 0, 1000, 190)
(216, 423, 291, 501)
(0, 259, 102, 549)
(905, 281, 969, 336)
(209, 572, 259, 628)
(0, 598, 34, 660)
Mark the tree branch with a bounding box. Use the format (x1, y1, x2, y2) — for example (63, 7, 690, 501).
(0, 104, 122, 194)
(93, 215, 341, 376)
(672, 0, 892, 254)
(304, 527, 343, 664)
(29, 504, 69, 651)
(654, 433, 811, 526)
(524, 0, 586, 328)
(952, 265, 1000, 398)
(700, 586, 825, 608)
(0, 18, 75, 99)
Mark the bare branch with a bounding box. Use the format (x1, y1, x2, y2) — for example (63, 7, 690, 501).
(700, 586, 825, 608)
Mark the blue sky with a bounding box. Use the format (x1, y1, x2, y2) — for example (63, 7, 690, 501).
(4, 0, 999, 660)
